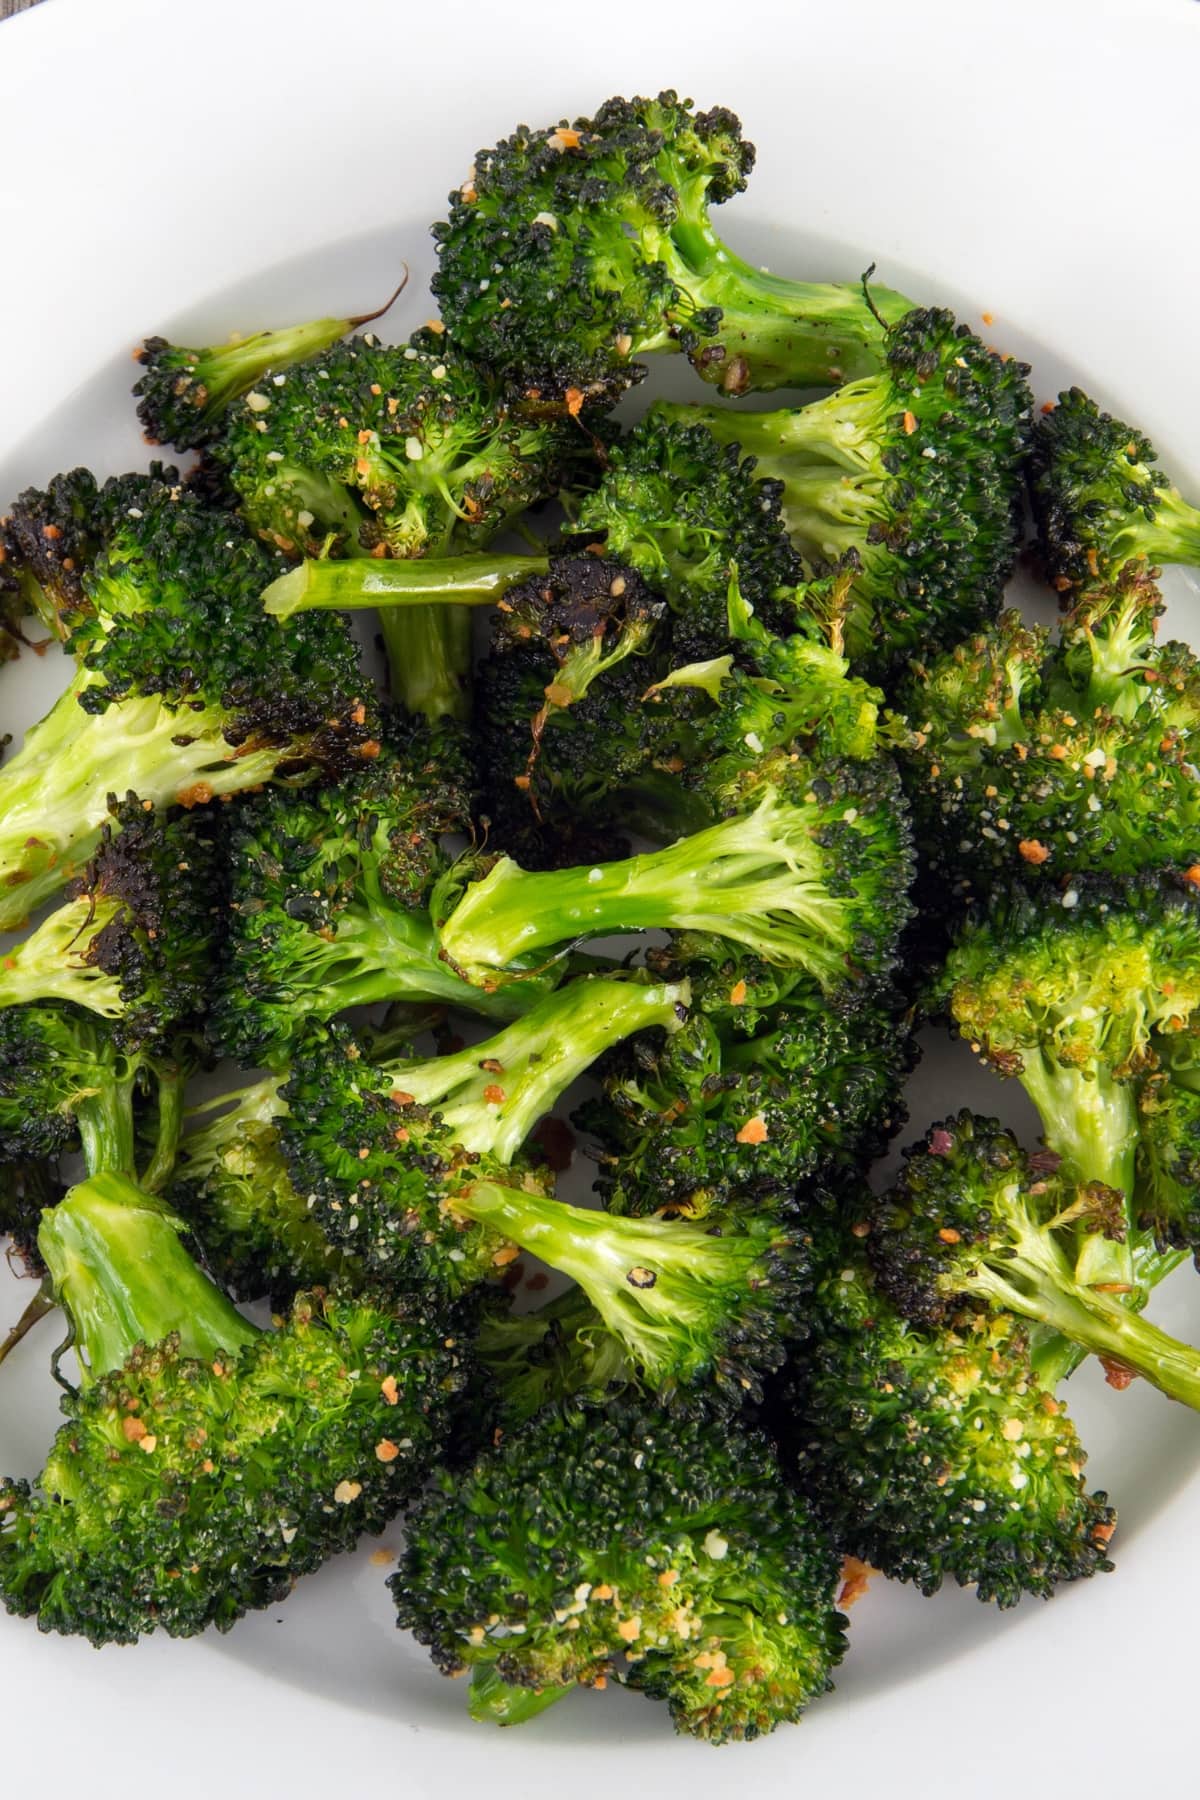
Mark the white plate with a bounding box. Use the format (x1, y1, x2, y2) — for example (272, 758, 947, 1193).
(1, 0, 1199, 1793)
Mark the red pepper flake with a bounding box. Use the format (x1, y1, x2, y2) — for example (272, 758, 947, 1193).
(1099, 1356, 1137, 1390)
(483, 1084, 506, 1105)
(728, 980, 748, 1006)
(928, 1128, 954, 1157)
(1018, 839, 1051, 865)
(902, 411, 918, 435)
(937, 1227, 961, 1244)
(563, 388, 585, 419)
(981, 311, 995, 326)
(735, 1114, 768, 1145)
(547, 127, 581, 151)
(838, 1556, 874, 1607)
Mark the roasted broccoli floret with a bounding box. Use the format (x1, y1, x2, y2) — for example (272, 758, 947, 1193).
(578, 949, 912, 1219)
(0, 796, 220, 1051)
(785, 1247, 1116, 1605)
(431, 90, 913, 403)
(214, 329, 593, 719)
(0, 1004, 161, 1177)
(280, 977, 800, 1396)
(168, 1079, 356, 1304)
(435, 750, 912, 993)
(1030, 387, 1200, 596)
(0, 470, 373, 929)
(899, 569, 1200, 901)
(865, 1112, 1200, 1412)
(211, 715, 557, 1065)
(392, 1397, 847, 1743)
(132, 281, 406, 450)
(0, 1171, 466, 1644)
(937, 874, 1200, 1289)
(659, 308, 1033, 675)
(473, 1286, 637, 1427)
(1, 467, 145, 643)
(479, 558, 884, 856)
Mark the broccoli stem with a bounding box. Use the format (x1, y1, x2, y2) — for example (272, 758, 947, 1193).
(0, 683, 290, 930)
(451, 1179, 769, 1386)
(663, 217, 913, 391)
(262, 553, 550, 620)
(159, 317, 364, 411)
(139, 1064, 187, 1195)
(1032, 1240, 1190, 1389)
(1014, 1051, 1140, 1288)
(376, 603, 473, 724)
(38, 1172, 256, 1384)
(1118, 484, 1200, 571)
(0, 1281, 56, 1373)
(390, 977, 687, 1163)
(468, 1664, 573, 1726)
(75, 1068, 140, 1181)
(971, 1221, 1200, 1411)
(436, 795, 858, 988)
(0, 897, 125, 1016)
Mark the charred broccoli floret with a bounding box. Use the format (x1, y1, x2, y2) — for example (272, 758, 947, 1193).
(578, 949, 912, 1220)
(0, 470, 373, 929)
(899, 569, 1200, 900)
(937, 874, 1200, 1289)
(785, 1247, 1116, 1605)
(431, 90, 913, 404)
(435, 750, 912, 993)
(132, 282, 406, 450)
(392, 1397, 846, 1742)
(1030, 387, 1200, 596)
(280, 977, 800, 1397)
(211, 715, 556, 1066)
(0, 796, 220, 1051)
(0, 1172, 466, 1644)
(865, 1112, 1200, 1412)
(215, 330, 593, 718)
(474, 1285, 637, 1427)
(659, 308, 1033, 675)
(0, 1005, 164, 1178)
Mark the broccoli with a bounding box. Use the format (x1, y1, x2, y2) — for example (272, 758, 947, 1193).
(937, 874, 1200, 1288)
(1029, 387, 1200, 597)
(0, 1171, 467, 1644)
(899, 569, 1200, 901)
(434, 750, 912, 993)
(168, 1079, 358, 1304)
(392, 1397, 847, 1743)
(0, 1004, 165, 1178)
(280, 976, 800, 1397)
(657, 308, 1033, 675)
(431, 90, 913, 404)
(577, 948, 913, 1220)
(132, 279, 408, 450)
(0, 470, 373, 930)
(0, 1159, 60, 1281)
(474, 1286, 636, 1427)
(784, 1247, 1116, 1605)
(1, 466, 141, 643)
(479, 558, 884, 857)
(0, 796, 220, 1051)
(865, 1112, 1200, 1411)
(210, 714, 559, 1066)
(214, 329, 594, 719)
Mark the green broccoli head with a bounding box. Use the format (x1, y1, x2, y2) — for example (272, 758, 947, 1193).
(657, 307, 1033, 676)
(1134, 1073, 1200, 1265)
(787, 1250, 1116, 1605)
(1030, 387, 1200, 595)
(864, 1112, 1200, 1411)
(431, 90, 912, 404)
(1, 467, 158, 642)
(578, 953, 913, 1219)
(391, 1397, 847, 1743)
(0, 795, 222, 1052)
(0, 1004, 153, 1175)
(474, 1285, 638, 1428)
(0, 472, 374, 929)
(215, 329, 589, 561)
(0, 1178, 467, 1645)
(900, 569, 1200, 900)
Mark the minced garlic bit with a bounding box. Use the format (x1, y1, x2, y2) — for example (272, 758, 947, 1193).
(333, 1479, 363, 1505)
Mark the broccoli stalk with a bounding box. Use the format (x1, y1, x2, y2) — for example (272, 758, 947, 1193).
(869, 1113, 1200, 1411)
(436, 769, 906, 991)
(262, 551, 550, 619)
(132, 276, 408, 449)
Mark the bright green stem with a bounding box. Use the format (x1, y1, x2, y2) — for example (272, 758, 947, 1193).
(139, 1063, 187, 1195)
(38, 1172, 257, 1385)
(0, 681, 287, 930)
(1032, 1240, 1190, 1389)
(468, 1664, 573, 1727)
(263, 553, 549, 618)
(975, 1228, 1200, 1411)
(1119, 484, 1200, 572)
(665, 218, 913, 392)
(75, 1068, 139, 1180)
(377, 603, 472, 723)
(388, 977, 687, 1163)
(0, 896, 124, 1016)
(0, 1280, 56, 1371)
(437, 796, 855, 989)
(1016, 1053, 1139, 1288)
